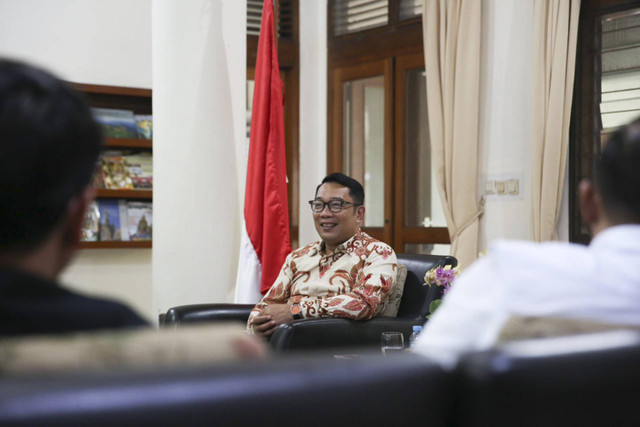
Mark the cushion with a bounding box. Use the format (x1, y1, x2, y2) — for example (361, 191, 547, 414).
(0, 322, 268, 374)
(379, 263, 407, 317)
(497, 315, 640, 343)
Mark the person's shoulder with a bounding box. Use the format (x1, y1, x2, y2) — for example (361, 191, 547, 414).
(58, 286, 148, 328)
(285, 241, 322, 264)
(485, 238, 590, 284)
(355, 231, 396, 260)
(359, 231, 393, 249)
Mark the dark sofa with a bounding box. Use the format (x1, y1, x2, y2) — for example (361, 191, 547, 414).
(1, 330, 639, 426)
(163, 253, 458, 352)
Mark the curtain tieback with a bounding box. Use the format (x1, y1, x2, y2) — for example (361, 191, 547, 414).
(450, 197, 485, 242)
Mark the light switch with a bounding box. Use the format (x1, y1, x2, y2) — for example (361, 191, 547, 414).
(485, 180, 495, 195)
(484, 174, 523, 201)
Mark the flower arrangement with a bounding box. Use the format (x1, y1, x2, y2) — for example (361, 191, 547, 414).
(424, 265, 459, 316)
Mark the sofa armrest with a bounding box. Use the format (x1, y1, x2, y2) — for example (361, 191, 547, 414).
(270, 317, 424, 352)
(164, 304, 254, 327)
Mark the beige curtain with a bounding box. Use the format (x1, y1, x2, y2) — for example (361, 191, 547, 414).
(531, 0, 580, 241)
(423, 0, 483, 269)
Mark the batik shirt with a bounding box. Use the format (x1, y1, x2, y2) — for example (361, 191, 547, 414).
(247, 230, 397, 331)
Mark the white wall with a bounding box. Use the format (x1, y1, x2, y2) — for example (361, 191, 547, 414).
(152, 0, 246, 319)
(0, 0, 151, 88)
(0, 0, 153, 321)
(478, 0, 569, 250)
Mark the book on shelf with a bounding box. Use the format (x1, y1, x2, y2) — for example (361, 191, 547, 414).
(100, 151, 134, 190)
(90, 160, 105, 189)
(123, 151, 153, 189)
(91, 108, 138, 139)
(97, 199, 130, 241)
(135, 114, 153, 140)
(80, 201, 100, 242)
(127, 201, 152, 241)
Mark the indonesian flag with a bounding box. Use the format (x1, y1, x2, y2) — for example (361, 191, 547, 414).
(235, 0, 291, 303)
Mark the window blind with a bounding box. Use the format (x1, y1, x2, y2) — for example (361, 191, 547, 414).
(247, 0, 263, 36)
(247, 0, 293, 38)
(333, 0, 388, 36)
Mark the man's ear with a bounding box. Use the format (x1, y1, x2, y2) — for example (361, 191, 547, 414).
(62, 185, 95, 247)
(356, 205, 365, 225)
(579, 179, 600, 226)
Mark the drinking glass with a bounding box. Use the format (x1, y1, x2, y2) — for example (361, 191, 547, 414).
(381, 331, 404, 356)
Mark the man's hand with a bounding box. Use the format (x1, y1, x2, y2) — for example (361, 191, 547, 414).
(261, 303, 294, 325)
(251, 315, 277, 337)
(252, 303, 293, 337)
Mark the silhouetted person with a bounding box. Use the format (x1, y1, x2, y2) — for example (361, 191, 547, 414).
(0, 58, 147, 336)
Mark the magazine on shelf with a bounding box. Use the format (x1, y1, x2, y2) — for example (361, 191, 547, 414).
(135, 115, 153, 140)
(127, 201, 152, 241)
(97, 199, 130, 241)
(80, 201, 100, 242)
(124, 151, 153, 189)
(100, 151, 134, 190)
(91, 108, 138, 139)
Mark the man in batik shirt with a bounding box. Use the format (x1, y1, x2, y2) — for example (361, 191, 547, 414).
(248, 173, 397, 337)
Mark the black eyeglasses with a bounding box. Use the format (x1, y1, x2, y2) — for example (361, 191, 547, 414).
(308, 199, 361, 213)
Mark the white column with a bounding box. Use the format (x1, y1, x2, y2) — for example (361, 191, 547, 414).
(152, 0, 246, 319)
(299, 0, 328, 247)
(478, 0, 533, 250)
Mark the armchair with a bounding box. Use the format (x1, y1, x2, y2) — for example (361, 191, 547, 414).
(163, 253, 457, 352)
(454, 330, 640, 426)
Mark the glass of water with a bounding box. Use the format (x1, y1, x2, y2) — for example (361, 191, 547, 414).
(381, 331, 404, 356)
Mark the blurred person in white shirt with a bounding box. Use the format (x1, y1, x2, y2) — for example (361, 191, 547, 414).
(413, 117, 640, 369)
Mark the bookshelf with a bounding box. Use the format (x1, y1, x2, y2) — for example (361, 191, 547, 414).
(105, 137, 152, 149)
(78, 240, 152, 249)
(96, 189, 152, 199)
(71, 83, 153, 249)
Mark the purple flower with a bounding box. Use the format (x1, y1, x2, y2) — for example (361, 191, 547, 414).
(424, 265, 459, 289)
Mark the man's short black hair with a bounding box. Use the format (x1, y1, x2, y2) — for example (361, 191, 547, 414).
(0, 58, 102, 252)
(594, 116, 640, 222)
(315, 172, 365, 205)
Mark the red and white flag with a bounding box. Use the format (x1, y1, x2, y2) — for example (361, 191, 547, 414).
(235, 0, 291, 303)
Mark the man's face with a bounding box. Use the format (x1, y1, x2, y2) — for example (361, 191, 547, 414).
(313, 182, 365, 253)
